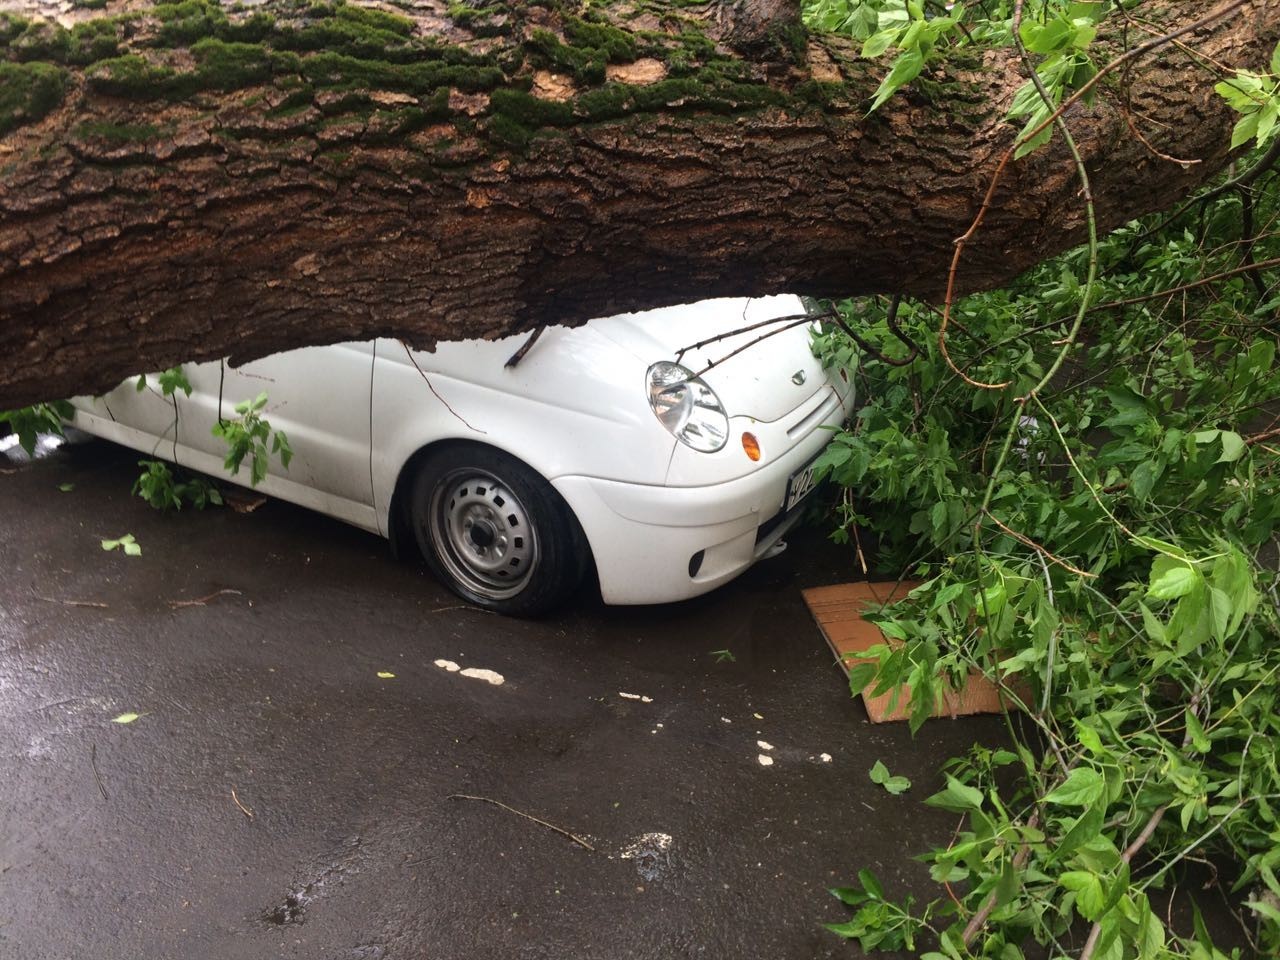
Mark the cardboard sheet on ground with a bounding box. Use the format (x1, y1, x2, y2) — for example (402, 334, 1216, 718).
(803, 581, 1014, 723)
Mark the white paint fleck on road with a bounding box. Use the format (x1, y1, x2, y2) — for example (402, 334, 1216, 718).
(757, 754, 774, 767)
(820, 753, 833, 763)
(460, 667, 504, 685)
(434, 660, 504, 685)
(620, 833, 672, 858)
(720, 717, 731, 723)
(757, 740, 774, 751)
(618, 692, 653, 703)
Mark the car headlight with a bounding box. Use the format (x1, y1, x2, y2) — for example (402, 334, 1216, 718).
(646, 361, 728, 453)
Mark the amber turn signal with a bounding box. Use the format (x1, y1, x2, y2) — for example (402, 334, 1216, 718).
(742, 432, 761, 462)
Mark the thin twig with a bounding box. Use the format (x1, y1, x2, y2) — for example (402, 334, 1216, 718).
(1088, 255, 1280, 314)
(962, 812, 1040, 945)
(90, 743, 108, 801)
(832, 297, 921, 367)
(675, 311, 819, 363)
(689, 316, 823, 379)
(399, 341, 487, 434)
(36, 595, 109, 609)
(448, 793, 595, 852)
(168, 588, 243, 609)
(505, 327, 546, 368)
(231, 788, 254, 820)
(1142, 111, 1280, 237)
(982, 509, 1097, 579)
(939, 0, 1251, 387)
(1123, 105, 1202, 168)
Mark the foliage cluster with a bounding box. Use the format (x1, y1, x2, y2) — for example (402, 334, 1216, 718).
(804, 0, 1280, 155)
(212, 390, 292, 488)
(2, 365, 290, 512)
(794, 5, 1280, 955)
(811, 135, 1280, 957)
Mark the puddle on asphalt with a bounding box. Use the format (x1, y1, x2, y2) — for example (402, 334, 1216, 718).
(260, 890, 310, 926)
(255, 836, 365, 927)
(618, 833, 674, 882)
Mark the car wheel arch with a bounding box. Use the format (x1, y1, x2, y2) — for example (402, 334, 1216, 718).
(386, 439, 596, 584)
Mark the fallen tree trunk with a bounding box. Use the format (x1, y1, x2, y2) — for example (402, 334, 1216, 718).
(0, 0, 1276, 407)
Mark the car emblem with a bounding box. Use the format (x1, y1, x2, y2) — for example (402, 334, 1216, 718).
(791, 370, 807, 386)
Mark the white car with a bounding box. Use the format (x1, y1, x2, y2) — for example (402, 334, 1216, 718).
(68, 295, 855, 615)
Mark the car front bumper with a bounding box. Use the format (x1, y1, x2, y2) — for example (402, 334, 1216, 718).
(553, 383, 854, 605)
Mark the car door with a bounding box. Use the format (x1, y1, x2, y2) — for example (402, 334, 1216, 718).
(177, 343, 378, 530)
(71, 370, 188, 458)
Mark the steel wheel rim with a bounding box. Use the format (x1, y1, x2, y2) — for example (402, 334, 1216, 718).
(428, 468, 538, 600)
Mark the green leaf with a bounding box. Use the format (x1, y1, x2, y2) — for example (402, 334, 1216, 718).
(869, 760, 912, 795)
(1138, 603, 1166, 644)
(1054, 805, 1104, 863)
(1208, 586, 1233, 641)
(101, 533, 141, 557)
(1216, 74, 1265, 111)
(845, 660, 879, 694)
(58, 482, 74, 493)
(1194, 429, 1246, 463)
(862, 28, 900, 59)
(1259, 99, 1279, 145)
(1044, 767, 1103, 807)
(868, 46, 924, 112)
(111, 712, 141, 724)
(1074, 720, 1104, 755)
(1135, 896, 1166, 960)
(1130, 459, 1165, 503)
(1185, 709, 1210, 753)
(377, 671, 396, 679)
(1247, 898, 1280, 927)
(1232, 110, 1262, 149)
(1061, 870, 1106, 921)
(1148, 557, 1198, 600)
(857, 869, 883, 899)
(925, 775, 983, 812)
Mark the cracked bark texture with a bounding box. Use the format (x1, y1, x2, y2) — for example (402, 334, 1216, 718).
(0, 0, 1277, 407)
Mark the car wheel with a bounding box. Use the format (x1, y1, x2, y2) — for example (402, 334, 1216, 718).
(410, 445, 590, 616)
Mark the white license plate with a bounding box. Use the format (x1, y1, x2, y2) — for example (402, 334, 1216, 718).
(783, 453, 823, 513)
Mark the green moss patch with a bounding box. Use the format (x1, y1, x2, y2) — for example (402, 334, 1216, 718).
(85, 53, 181, 97)
(190, 38, 274, 90)
(299, 51, 501, 96)
(0, 60, 67, 135)
(487, 86, 572, 147)
(2, 15, 125, 67)
(527, 12, 637, 85)
(0, 13, 30, 47)
(447, 2, 511, 38)
(272, 2, 417, 61)
(74, 120, 161, 142)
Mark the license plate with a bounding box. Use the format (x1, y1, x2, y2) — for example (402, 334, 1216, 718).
(783, 452, 823, 513)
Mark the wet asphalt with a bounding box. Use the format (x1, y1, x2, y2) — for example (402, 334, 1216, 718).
(0, 434, 1003, 960)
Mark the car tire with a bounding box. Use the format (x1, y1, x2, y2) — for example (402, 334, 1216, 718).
(409, 444, 590, 617)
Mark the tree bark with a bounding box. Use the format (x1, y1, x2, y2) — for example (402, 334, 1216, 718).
(0, 0, 1276, 408)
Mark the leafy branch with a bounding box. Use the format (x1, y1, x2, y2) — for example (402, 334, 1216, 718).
(211, 390, 292, 487)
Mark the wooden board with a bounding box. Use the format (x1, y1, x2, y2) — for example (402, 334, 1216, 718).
(803, 581, 1016, 723)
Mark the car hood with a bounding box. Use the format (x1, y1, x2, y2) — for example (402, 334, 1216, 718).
(588, 295, 826, 423)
